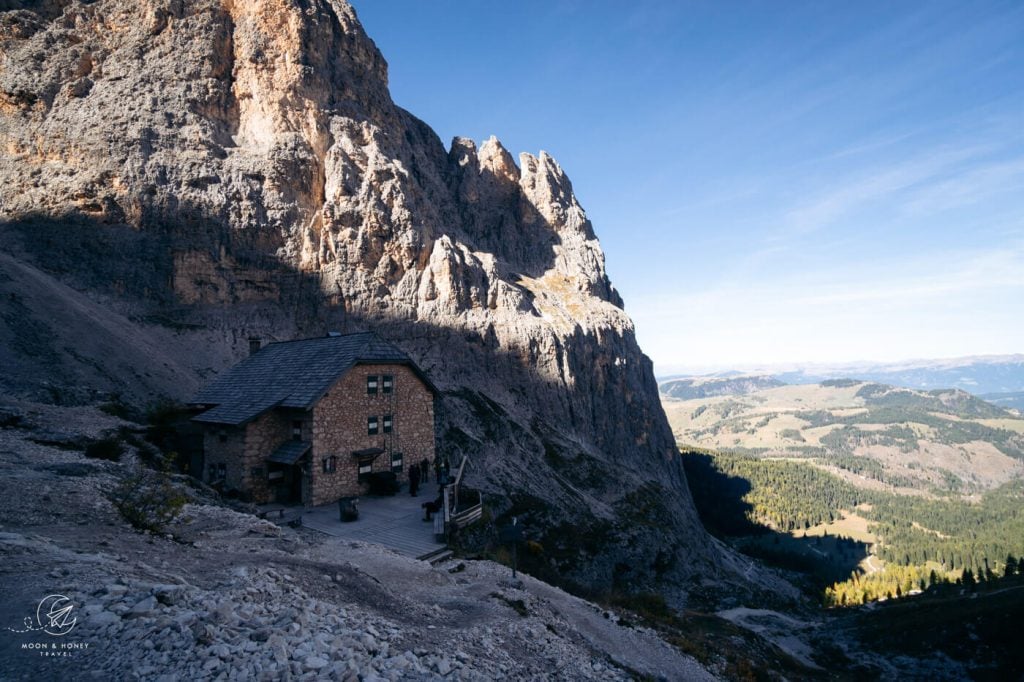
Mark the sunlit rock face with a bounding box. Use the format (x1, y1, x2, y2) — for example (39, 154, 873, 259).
(0, 0, 720, 594)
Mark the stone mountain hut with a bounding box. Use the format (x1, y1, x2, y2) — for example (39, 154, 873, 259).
(189, 332, 436, 506)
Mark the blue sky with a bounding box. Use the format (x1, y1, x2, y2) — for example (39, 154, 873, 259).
(351, 1, 1024, 373)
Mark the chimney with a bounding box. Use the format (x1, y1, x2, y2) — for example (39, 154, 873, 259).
(248, 337, 261, 355)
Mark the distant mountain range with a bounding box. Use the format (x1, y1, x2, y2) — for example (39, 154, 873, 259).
(660, 355, 1024, 410)
(661, 378, 1024, 494)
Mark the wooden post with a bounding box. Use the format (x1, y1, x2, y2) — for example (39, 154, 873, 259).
(451, 456, 467, 513)
(443, 484, 452, 544)
(512, 517, 518, 579)
(433, 512, 444, 538)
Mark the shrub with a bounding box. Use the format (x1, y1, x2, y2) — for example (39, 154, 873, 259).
(108, 459, 187, 532)
(490, 593, 529, 617)
(493, 546, 513, 567)
(0, 409, 24, 428)
(99, 398, 135, 420)
(144, 400, 190, 446)
(780, 428, 805, 442)
(610, 591, 672, 622)
(84, 437, 124, 461)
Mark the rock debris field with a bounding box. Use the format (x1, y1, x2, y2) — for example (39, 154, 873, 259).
(0, 401, 712, 680)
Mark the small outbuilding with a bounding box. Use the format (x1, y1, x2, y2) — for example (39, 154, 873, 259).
(189, 332, 436, 506)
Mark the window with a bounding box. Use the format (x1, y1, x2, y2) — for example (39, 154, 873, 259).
(382, 375, 393, 394)
(366, 375, 378, 395)
(383, 414, 393, 434)
(391, 451, 403, 473)
(322, 456, 337, 474)
(358, 459, 373, 482)
(292, 420, 302, 440)
(210, 462, 226, 482)
(218, 430, 227, 443)
(367, 416, 379, 435)
(250, 467, 263, 478)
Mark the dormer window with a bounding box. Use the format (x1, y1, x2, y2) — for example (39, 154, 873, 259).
(367, 376, 378, 395)
(382, 375, 393, 394)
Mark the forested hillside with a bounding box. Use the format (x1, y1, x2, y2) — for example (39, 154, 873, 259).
(658, 375, 785, 400)
(682, 449, 1024, 605)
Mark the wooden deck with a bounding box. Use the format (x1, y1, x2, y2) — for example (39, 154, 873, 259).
(298, 492, 447, 560)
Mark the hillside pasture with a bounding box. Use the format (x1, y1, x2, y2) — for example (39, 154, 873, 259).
(793, 510, 877, 545)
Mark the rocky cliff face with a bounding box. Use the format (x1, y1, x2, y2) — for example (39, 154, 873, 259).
(0, 0, 726, 595)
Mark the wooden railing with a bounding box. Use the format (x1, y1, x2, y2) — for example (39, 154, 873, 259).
(450, 490, 483, 529)
(442, 455, 483, 535)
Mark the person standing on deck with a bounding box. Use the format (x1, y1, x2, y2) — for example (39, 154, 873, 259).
(420, 458, 429, 483)
(409, 462, 421, 496)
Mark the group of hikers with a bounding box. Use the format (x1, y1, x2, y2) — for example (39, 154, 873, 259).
(407, 456, 452, 497)
(407, 456, 453, 522)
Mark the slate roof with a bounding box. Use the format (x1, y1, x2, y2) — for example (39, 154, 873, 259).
(191, 332, 434, 425)
(267, 441, 311, 465)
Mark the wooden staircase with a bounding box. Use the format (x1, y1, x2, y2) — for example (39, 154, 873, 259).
(417, 546, 453, 564)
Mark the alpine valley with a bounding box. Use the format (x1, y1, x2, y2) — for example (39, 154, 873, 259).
(661, 367, 1024, 676)
(0, 1, 1020, 680)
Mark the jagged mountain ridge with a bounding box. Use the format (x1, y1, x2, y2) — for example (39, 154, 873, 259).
(0, 0, 725, 594)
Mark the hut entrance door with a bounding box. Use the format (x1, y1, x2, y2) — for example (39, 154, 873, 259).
(270, 463, 303, 504)
(288, 464, 303, 503)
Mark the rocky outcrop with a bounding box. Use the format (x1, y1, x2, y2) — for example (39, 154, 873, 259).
(0, 0, 721, 594)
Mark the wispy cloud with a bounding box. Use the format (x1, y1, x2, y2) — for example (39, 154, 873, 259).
(792, 248, 1024, 306)
(778, 143, 999, 239)
(632, 245, 1024, 367)
(822, 129, 923, 162)
(631, 243, 1024, 321)
(901, 157, 1024, 215)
